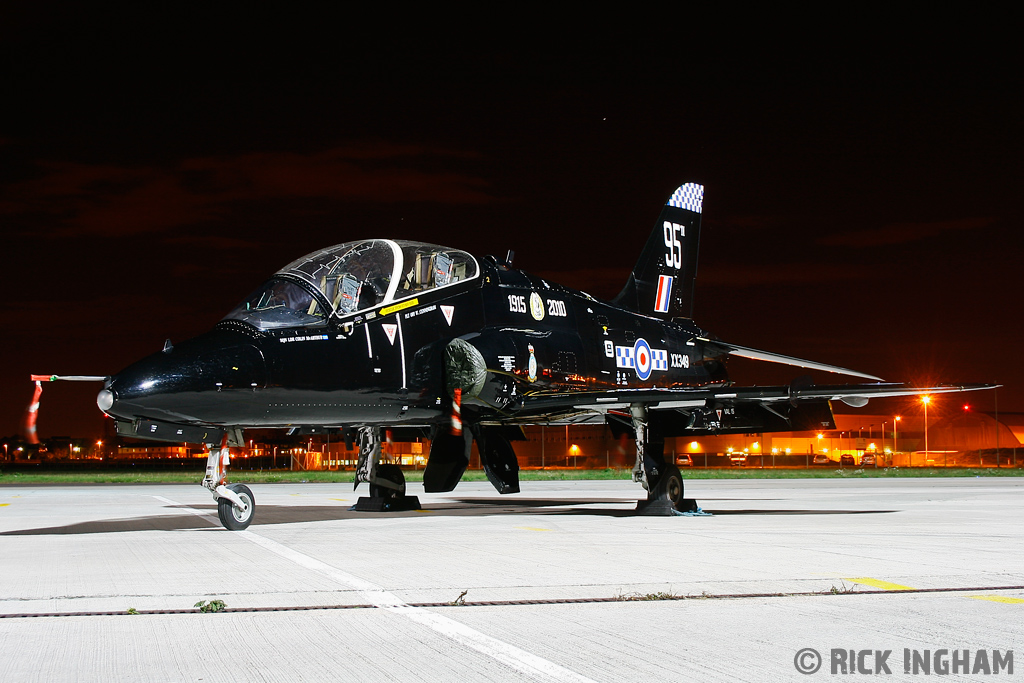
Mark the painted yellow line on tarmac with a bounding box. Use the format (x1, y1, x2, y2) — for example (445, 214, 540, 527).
(969, 595, 1024, 604)
(329, 498, 349, 502)
(516, 526, 552, 532)
(0, 503, 8, 507)
(844, 579, 1024, 604)
(845, 577, 916, 591)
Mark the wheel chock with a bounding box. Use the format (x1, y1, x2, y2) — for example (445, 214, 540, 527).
(351, 495, 421, 512)
(635, 498, 699, 516)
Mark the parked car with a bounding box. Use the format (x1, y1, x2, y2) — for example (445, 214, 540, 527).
(676, 454, 693, 467)
(729, 454, 747, 467)
(812, 454, 830, 465)
(839, 454, 855, 466)
(861, 453, 876, 466)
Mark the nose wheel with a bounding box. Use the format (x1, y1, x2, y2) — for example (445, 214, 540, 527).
(217, 483, 255, 530)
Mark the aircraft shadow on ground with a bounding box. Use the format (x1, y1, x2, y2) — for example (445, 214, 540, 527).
(0, 500, 897, 535)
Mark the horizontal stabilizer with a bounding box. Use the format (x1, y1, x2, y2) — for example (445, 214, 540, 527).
(700, 339, 883, 381)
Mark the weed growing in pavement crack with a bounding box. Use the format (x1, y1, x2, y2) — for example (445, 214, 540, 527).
(195, 599, 227, 613)
(617, 591, 685, 601)
(828, 581, 856, 595)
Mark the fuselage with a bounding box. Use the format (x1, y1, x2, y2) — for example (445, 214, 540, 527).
(101, 241, 730, 432)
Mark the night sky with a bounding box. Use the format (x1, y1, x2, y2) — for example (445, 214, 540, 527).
(3, 17, 1021, 439)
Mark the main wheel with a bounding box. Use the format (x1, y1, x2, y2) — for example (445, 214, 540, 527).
(217, 483, 255, 530)
(370, 464, 406, 499)
(649, 464, 685, 510)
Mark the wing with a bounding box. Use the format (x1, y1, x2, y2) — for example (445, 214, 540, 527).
(514, 382, 993, 414)
(524, 381, 993, 410)
(490, 382, 996, 435)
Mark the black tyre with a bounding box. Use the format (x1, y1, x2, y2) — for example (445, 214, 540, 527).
(370, 464, 406, 499)
(650, 464, 685, 510)
(217, 483, 255, 530)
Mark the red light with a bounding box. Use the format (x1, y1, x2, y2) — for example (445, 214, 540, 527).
(963, 404, 970, 411)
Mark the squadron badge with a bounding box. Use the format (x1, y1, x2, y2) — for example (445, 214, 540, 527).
(529, 292, 545, 321)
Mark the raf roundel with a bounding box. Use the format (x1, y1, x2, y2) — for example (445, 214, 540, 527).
(633, 338, 653, 381)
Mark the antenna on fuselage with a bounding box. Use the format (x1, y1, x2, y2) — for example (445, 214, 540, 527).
(505, 250, 515, 267)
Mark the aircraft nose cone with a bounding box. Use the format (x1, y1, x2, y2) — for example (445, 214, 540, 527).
(105, 329, 268, 424)
(97, 388, 115, 413)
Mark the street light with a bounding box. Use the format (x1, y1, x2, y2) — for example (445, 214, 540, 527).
(894, 416, 901, 456)
(921, 396, 931, 463)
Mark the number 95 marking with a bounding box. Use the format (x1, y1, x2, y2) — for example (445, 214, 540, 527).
(663, 221, 684, 270)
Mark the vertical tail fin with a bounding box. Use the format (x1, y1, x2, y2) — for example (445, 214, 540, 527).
(613, 182, 703, 320)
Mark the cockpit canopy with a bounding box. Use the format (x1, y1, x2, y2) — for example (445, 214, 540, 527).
(223, 239, 479, 330)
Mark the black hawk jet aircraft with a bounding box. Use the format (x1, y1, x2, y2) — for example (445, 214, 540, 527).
(32, 183, 991, 529)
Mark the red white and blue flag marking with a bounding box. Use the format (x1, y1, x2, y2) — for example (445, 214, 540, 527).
(654, 274, 673, 313)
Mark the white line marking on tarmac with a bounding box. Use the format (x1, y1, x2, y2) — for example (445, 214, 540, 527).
(153, 495, 597, 683)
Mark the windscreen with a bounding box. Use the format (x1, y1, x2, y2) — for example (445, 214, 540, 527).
(223, 279, 327, 330)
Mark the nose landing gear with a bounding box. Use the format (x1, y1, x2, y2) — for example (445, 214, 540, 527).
(203, 435, 257, 530)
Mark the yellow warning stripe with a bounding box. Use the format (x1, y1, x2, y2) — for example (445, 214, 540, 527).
(969, 595, 1024, 604)
(844, 577, 916, 591)
(845, 579, 1023, 604)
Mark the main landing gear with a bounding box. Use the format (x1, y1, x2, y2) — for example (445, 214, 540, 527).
(352, 426, 420, 511)
(203, 437, 256, 530)
(630, 405, 698, 515)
